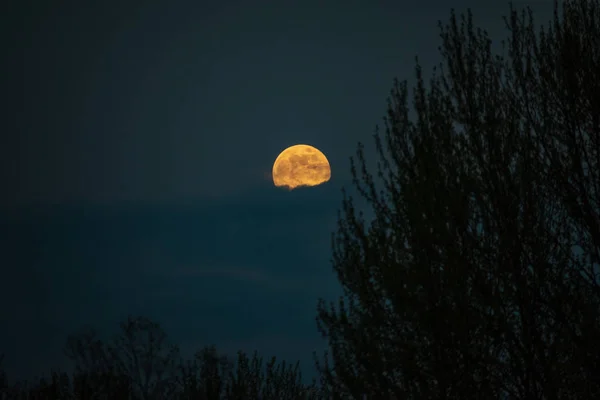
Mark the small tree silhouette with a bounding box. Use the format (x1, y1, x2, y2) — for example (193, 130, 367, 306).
(64, 316, 178, 399)
(60, 316, 321, 399)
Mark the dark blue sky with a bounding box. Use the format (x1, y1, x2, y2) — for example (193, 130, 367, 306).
(1, 0, 552, 381)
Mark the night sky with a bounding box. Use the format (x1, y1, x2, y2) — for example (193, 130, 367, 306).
(1, 0, 553, 382)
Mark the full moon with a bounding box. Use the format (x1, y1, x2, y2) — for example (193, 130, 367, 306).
(272, 144, 331, 190)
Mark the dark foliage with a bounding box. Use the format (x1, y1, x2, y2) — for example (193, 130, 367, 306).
(315, 0, 600, 398)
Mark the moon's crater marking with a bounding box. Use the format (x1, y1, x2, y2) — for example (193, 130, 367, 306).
(272, 144, 331, 190)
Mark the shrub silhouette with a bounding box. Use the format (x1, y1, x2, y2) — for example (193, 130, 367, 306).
(1, 316, 321, 399)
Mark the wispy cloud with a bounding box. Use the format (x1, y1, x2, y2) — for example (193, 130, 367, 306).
(151, 264, 331, 295)
(170, 266, 280, 286)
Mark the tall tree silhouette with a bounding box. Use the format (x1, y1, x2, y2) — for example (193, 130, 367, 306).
(315, 0, 600, 398)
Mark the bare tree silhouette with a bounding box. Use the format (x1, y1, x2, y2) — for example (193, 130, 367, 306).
(0, 316, 321, 399)
(315, 0, 600, 398)
(64, 316, 178, 399)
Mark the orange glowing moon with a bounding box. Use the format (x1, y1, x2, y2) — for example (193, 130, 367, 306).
(272, 144, 331, 190)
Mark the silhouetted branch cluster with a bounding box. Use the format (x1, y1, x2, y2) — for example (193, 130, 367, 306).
(1, 317, 321, 400)
(315, 0, 599, 398)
